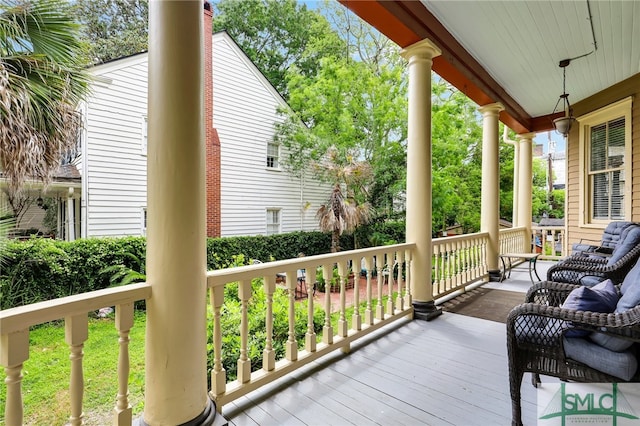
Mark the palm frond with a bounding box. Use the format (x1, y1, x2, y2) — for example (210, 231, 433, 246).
(0, 0, 90, 194)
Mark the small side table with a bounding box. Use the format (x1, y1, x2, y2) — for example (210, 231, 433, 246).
(499, 253, 541, 284)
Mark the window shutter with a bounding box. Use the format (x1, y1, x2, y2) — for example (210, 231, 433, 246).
(589, 116, 626, 221)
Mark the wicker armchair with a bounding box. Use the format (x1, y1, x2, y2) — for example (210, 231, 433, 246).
(547, 225, 640, 285)
(507, 281, 640, 426)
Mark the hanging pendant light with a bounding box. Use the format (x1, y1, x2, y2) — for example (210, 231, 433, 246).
(552, 59, 575, 136)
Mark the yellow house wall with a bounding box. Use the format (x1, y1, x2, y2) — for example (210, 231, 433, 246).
(565, 73, 640, 250)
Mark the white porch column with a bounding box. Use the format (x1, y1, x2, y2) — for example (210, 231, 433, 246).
(66, 187, 75, 241)
(479, 103, 504, 280)
(144, 2, 214, 425)
(517, 133, 535, 253)
(504, 127, 520, 226)
(401, 39, 442, 321)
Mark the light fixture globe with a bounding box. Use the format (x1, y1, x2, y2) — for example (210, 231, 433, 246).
(551, 59, 575, 137)
(553, 115, 575, 136)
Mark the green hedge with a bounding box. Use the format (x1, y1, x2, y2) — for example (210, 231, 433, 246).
(0, 223, 405, 310)
(0, 237, 147, 310)
(206, 231, 337, 268)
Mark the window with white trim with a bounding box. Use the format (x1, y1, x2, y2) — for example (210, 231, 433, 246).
(266, 141, 279, 169)
(142, 116, 148, 155)
(579, 97, 632, 225)
(266, 208, 281, 235)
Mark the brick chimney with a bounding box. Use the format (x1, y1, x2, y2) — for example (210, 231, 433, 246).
(204, 1, 221, 237)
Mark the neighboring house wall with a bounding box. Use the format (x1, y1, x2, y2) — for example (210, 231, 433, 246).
(212, 33, 328, 237)
(83, 56, 149, 238)
(82, 32, 330, 238)
(565, 73, 640, 249)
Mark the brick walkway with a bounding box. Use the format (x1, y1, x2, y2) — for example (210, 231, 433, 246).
(304, 276, 393, 312)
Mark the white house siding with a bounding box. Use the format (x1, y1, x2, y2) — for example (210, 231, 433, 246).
(83, 56, 148, 237)
(81, 33, 330, 238)
(213, 33, 329, 237)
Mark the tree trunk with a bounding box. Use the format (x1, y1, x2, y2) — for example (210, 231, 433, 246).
(331, 230, 340, 253)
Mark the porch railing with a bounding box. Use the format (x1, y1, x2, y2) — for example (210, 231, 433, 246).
(0, 282, 151, 426)
(499, 226, 528, 254)
(432, 232, 489, 299)
(1, 229, 561, 423)
(207, 243, 415, 409)
(531, 225, 566, 260)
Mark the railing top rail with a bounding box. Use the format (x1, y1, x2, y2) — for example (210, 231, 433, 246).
(531, 225, 566, 230)
(432, 231, 489, 244)
(0, 282, 151, 335)
(498, 226, 527, 233)
(206, 242, 416, 287)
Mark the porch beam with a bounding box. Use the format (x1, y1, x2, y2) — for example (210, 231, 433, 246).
(401, 39, 442, 321)
(479, 103, 504, 280)
(144, 1, 214, 425)
(517, 133, 535, 253)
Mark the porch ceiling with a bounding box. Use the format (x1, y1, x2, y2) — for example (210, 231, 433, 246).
(342, 1, 640, 134)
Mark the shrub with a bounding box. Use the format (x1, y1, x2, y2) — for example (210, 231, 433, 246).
(354, 220, 405, 248)
(0, 231, 339, 309)
(206, 231, 333, 269)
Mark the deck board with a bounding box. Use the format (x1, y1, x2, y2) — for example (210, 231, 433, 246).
(222, 262, 557, 426)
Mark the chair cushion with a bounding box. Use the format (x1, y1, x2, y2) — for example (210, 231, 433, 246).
(618, 261, 640, 312)
(608, 226, 640, 264)
(563, 336, 638, 381)
(603, 221, 638, 249)
(561, 279, 619, 336)
(590, 331, 634, 352)
(580, 275, 606, 287)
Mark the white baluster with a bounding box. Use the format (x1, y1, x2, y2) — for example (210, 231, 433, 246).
(376, 255, 385, 320)
(322, 264, 333, 344)
(305, 267, 317, 352)
(386, 252, 395, 315)
(404, 249, 412, 307)
(209, 285, 226, 395)
(1, 329, 29, 426)
(237, 280, 252, 383)
(396, 251, 405, 311)
(113, 303, 134, 426)
(337, 261, 348, 339)
(263, 275, 276, 371)
(65, 314, 88, 426)
(285, 270, 298, 361)
(364, 257, 374, 325)
(352, 257, 362, 331)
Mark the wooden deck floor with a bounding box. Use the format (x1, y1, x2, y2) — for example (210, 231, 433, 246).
(221, 261, 557, 426)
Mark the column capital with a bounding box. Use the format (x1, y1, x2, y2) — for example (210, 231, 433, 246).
(516, 132, 536, 142)
(401, 39, 441, 61)
(478, 102, 504, 116)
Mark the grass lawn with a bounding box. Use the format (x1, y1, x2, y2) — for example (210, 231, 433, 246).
(0, 313, 146, 425)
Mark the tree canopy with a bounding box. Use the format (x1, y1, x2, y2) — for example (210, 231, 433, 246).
(213, 0, 343, 99)
(73, 0, 148, 64)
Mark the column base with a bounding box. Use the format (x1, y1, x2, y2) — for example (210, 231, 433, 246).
(488, 269, 502, 282)
(135, 398, 228, 426)
(412, 300, 442, 321)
